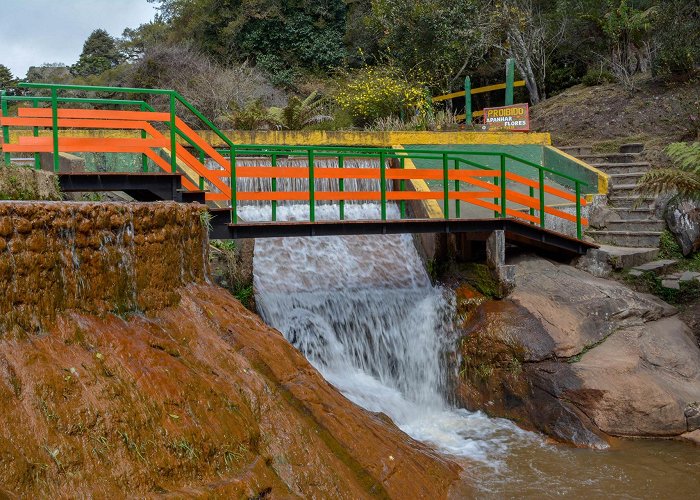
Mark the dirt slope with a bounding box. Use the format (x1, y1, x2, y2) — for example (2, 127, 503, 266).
(531, 76, 699, 158)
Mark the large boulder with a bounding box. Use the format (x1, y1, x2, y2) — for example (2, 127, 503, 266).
(665, 195, 700, 256)
(454, 255, 700, 448)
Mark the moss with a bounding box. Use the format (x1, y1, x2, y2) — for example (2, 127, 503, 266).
(459, 263, 501, 298)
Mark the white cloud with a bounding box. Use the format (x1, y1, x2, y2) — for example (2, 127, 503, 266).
(0, 0, 157, 78)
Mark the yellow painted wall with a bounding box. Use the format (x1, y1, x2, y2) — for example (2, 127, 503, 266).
(7, 129, 551, 148)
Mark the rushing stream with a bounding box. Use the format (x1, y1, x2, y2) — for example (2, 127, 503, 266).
(243, 191, 699, 497)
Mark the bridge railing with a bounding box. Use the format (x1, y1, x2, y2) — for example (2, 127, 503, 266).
(0, 84, 589, 239)
(223, 144, 588, 239)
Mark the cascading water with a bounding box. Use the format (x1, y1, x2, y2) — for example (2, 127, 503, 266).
(236, 157, 700, 496)
(240, 157, 534, 461)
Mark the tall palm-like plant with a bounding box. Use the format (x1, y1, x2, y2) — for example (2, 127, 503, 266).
(637, 142, 700, 199)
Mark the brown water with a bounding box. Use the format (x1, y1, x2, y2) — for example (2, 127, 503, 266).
(460, 437, 700, 498)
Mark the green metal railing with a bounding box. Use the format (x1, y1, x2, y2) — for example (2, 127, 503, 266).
(220, 144, 589, 239)
(1, 83, 590, 239)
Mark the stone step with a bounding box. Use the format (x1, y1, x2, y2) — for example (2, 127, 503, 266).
(609, 172, 647, 186)
(586, 229, 662, 247)
(597, 245, 660, 269)
(605, 219, 666, 232)
(608, 183, 642, 194)
(576, 152, 641, 164)
(628, 259, 678, 277)
(558, 145, 593, 156)
(589, 162, 652, 175)
(613, 208, 658, 220)
(608, 195, 657, 209)
(620, 143, 645, 154)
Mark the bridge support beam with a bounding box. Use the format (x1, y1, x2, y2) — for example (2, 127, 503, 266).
(486, 230, 516, 298)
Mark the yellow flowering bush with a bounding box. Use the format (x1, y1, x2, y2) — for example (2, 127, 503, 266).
(335, 67, 431, 125)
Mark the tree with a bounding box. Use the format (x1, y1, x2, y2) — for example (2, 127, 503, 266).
(0, 64, 16, 88)
(492, 0, 570, 104)
(370, 0, 492, 92)
(71, 29, 124, 77)
(148, 0, 347, 87)
(120, 17, 170, 61)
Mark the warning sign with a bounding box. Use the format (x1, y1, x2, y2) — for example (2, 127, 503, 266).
(483, 103, 530, 131)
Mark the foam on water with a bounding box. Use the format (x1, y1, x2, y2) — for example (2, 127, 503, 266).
(248, 202, 539, 464)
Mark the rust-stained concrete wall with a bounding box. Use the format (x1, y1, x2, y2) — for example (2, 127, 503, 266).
(0, 202, 208, 334)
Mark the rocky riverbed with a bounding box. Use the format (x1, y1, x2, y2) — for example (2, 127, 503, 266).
(452, 255, 700, 448)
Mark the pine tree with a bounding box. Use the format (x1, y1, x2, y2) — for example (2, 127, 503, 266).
(71, 29, 123, 77)
(0, 64, 16, 88)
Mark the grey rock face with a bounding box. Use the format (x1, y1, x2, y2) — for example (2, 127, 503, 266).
(665, 196, 700, 256)
(459, 255, 700, 447)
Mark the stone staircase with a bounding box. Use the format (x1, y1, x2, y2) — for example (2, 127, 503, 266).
(558, 143, 665, 248)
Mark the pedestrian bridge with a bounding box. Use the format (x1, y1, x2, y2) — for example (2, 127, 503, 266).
(1, 83, 597, 256)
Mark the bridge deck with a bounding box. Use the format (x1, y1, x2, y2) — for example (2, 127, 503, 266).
(58, 172, 206, 203)
(208, 210, 596, 257)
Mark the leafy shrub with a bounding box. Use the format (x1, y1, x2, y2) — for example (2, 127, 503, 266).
(225, 100, 276, 130)
(267, 92, 331, 130)
(581, 68, 616, 86)
(334, 67, 432, 126)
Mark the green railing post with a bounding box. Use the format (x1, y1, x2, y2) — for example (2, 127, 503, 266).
(493, 176, 500, 218)
(380, 151, 387, 220)
(454, 159, 461, 218)
(464, 76, 472, 124)
(230, 146, 237, 224)
(505, 58, 515, 106)
(500, 155, 507, 217)
(308, 149, 315, 222)
(1, 91, 9, 166)
(529, 186, 535, 218)
(50, 88, 59, 172)
(539, 168, 546, 228)
(32, 100, 40, 170)
(271, 153, 277, 222)
(442, 153, 449, 220)
(140, 103, 148, 172)
(198, 147, 205, 189)
(399, 157, 406, 219)
(338, 155, 345, 221)
(575, 182, 582, 240)
(169, 93, 177, 173)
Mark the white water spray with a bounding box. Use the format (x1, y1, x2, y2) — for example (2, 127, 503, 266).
(246, 194, 535, 462)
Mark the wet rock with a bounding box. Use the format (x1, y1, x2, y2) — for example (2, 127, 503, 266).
(685, 403, 700, 431)
(454, 255, 700, 447)
(665, 196, 700, 256)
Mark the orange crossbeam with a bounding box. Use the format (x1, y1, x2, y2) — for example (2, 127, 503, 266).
(17, 107, 171, 122)
(4, 136, 168, 153)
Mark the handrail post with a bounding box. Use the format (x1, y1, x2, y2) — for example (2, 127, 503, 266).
(399, 157, 406, 219)
(1, 91, 9, 166)
(308, 149, 315, 222)
(50, 88, 59, 172)
(575, 181, 582, 240)
(505, 58, 515, 106)
(32, 100, 40, 170)
(464, 76, 472, 125)
(338, 154, 345, 221)
(442, 153, 449, 219)
(271, 153, 277, 222)
(500, 154, 507, 218)
(454, 159, 461, 218)
(539, 168, 546, 228)
(198, 147, 205, 189)
(140, 103, 148, 172)
(169, 93, 177, 173)
(230, 146, 237, 224)
(380, 151, 387, 220)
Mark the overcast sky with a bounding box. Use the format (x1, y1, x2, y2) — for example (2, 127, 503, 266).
(0, 0, 157, 78)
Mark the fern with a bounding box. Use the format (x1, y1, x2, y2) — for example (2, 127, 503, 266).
(637, 142, 700, 200)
